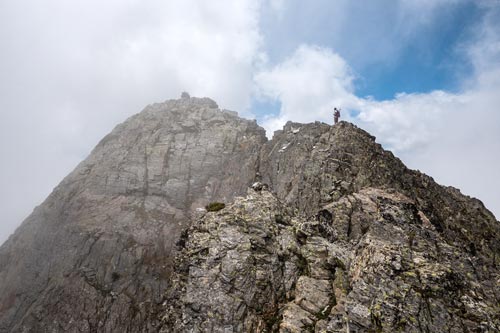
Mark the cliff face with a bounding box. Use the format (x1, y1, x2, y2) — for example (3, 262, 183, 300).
(0, 96, 498, 332)
(166, 121, 499, 332)
(0, 96, 265, 332)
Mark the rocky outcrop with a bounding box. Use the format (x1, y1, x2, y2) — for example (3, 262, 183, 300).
(161, 187, 499, 332)
(0, 96, 265, 332)
(0, 96, 498, 332)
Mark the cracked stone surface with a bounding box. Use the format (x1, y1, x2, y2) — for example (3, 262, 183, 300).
(162, 185, 499, 332)
(1, 96, 499, 332)
(0, 96, 265, 332)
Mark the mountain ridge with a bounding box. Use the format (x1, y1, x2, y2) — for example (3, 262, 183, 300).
(0, 95, 498, 332)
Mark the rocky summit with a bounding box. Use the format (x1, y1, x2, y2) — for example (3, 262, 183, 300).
(0, 95, 499, 333)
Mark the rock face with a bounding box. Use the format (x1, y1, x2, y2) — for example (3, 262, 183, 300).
(0, 96, 499, 332)
(164, 188, 499, 332)
(0, 97, 265, 332)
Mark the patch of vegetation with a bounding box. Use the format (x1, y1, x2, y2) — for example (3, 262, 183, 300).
(370, 303, 383, 333)
(205, 202, 226, 212)
(333, 268, 351, 294)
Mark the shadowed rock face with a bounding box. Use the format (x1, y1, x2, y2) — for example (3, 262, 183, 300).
(0, 97, 499, 332)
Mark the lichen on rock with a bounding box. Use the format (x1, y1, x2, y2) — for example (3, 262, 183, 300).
(163, 183, 499, 332)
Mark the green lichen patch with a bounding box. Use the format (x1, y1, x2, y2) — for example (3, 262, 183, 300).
(205, 202, 226, 212)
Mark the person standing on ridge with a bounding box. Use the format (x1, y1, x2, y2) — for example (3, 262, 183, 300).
(333, 108, 341, 124)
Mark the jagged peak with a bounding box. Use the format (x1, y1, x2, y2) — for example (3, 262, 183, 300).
(146, 95, 218, 113)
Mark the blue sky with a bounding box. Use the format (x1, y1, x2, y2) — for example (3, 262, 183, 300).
(249, 2, 500, 218)
(254, 1, 483, 110)
(0, 0, 499, 243)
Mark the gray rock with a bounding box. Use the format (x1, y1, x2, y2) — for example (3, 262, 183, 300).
(1, 97, 499, 332)
(162, 181, 499, 332)
(0, 96, 265, 332)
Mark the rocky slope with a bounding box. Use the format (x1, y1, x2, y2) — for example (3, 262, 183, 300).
(0, 95, 265, 332)
(0, 95, 498, 332)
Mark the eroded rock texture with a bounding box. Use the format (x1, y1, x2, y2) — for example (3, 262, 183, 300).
(0, 97, 265, 332)
(0, 97, 498, 332)
(163, 157, 499, 332)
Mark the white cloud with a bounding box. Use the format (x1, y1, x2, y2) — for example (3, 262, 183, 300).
(359, 6, 500, 215)
(253, 5, 500, 218)
(254, 45, 358, 135)
(0, 0, 265, 243)
(357, 91, 468, 152)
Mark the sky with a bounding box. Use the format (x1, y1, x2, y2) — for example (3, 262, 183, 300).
(0, 0, 499, 244)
